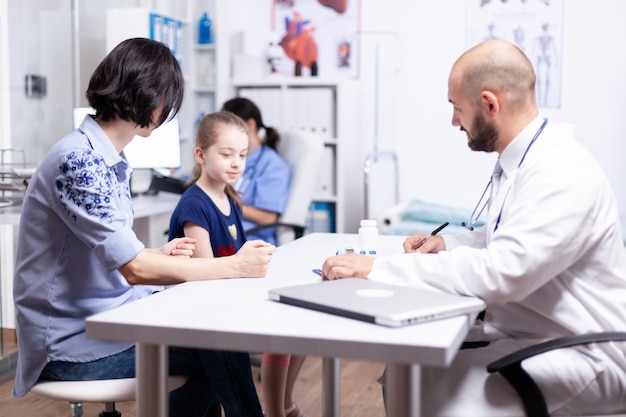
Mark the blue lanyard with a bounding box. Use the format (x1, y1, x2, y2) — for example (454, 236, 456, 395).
(517, 118, 548, 169)
(493, 118, 548, 232)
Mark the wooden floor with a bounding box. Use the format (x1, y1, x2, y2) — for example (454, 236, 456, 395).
(0, 356, 386, 417)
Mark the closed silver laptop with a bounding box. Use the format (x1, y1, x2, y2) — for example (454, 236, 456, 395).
(268, 278, 485, 327)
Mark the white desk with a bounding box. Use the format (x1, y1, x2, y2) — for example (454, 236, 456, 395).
(0, 192, 180, 328)
(128, 193, 181, 247)
(0, 193, 181, 247)
(86, 233, 476, 417)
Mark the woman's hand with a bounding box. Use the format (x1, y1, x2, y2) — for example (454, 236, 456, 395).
(321, 254, 375, 281)
(160, 237, 197, 258)
(233, 240, 276, 277)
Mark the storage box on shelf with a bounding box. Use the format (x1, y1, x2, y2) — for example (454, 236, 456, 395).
(106, 7, 194, 138)
(105, 8, 185, 63)
(188, 2, 216, 96)
(189, 42, 217, 119)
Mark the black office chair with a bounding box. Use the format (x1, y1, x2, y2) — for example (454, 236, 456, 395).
(487, 332, 626, 417)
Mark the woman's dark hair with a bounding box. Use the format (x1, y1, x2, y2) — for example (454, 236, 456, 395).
(221, 97, 281, 150)
(86, 37, 184, 128)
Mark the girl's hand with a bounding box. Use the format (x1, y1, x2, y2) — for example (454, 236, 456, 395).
(234, 240, 276, 277)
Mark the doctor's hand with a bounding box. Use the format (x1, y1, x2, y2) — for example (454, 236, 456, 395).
(403, 234, 446, 254)
(233, 240, 276, 278)
(321, 254, 375, 281)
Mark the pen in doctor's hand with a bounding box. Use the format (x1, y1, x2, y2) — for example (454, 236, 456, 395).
(411, 221, 449, 250)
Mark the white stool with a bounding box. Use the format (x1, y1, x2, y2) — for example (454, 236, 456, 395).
(31, 376, 187, 417)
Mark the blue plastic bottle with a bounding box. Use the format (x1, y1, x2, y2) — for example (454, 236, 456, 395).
(198, 12, 212, 44)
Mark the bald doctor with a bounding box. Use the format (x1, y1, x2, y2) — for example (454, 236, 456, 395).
(322, 39, 626, 416)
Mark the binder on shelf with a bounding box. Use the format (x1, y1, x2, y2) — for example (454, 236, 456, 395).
(237, 88, 282, 129)
(307, 87, 335, 138)
(284, 88, 300, 131)
(315, 145, 336, 198)
(150, 13, 163, 43)
(286, 87, 334, 138)
(107, 9, 184, 68)
(236, 85, 335, 138)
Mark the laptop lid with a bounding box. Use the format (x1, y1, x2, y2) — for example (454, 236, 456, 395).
(268, 278, 485, 327)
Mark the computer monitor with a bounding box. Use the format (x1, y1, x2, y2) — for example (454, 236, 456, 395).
(72, 107, 182, 169)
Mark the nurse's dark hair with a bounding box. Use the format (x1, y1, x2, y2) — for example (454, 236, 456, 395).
(221, 97, 281, 150)
(86, 37, 184, 128)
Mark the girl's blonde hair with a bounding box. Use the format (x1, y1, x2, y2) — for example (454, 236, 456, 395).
(187, 111, 248, 207)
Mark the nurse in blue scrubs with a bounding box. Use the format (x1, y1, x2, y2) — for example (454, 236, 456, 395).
(222, 97, 291, 246)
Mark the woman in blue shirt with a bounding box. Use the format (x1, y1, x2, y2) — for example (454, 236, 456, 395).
(222, 97, 291, 246)
(12, 38, 272, 417)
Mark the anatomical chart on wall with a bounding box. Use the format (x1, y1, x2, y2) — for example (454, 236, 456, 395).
(466, 0, 564, 108)
(272, 0, 360, 78)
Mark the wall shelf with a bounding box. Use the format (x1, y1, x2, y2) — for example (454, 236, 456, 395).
(232, 80, 356, 234)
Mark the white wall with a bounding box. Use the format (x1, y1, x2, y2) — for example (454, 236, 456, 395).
(75, 0, 189, 109)
(3, 0, 190, 165)
(0, 0, 9, 150)
(355, 0, 626, 233)
(4, 0, 625, 232)
(0, 0, 17, 330)
(5, 0, 73, 165)
(223, 0, 626, 232)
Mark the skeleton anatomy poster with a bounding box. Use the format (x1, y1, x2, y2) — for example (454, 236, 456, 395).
(466, 0, 564, 108)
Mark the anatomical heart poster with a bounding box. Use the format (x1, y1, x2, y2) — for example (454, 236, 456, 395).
(272, 0, 360, 78)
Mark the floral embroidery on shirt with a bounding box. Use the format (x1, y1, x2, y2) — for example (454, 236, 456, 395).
(56, 149, 117, 223)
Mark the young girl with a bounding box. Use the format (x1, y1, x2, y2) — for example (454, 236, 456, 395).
(222, 98, 307, 417)
(169, 112, 249, 258)
(221, 97, 290, 246)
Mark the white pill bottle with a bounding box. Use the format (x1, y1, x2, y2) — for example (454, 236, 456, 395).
(358, 219, 378, 255)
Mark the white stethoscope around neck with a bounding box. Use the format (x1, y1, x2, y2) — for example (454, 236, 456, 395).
(462, 118, 548, 231)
